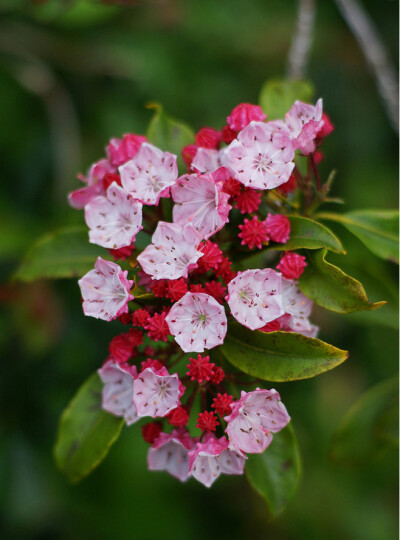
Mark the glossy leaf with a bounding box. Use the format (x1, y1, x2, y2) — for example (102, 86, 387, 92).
(146, 103, 195, 172)
(14, 227, 102, 281)
(268, 216, 345, 253)
(330, 377, 399, 465)
(54, 372, 124, 483)
(299, 249, 386, 313)
(317, 210, 399, 263)
(259, 78, 314, 120)
(220, 324, 348, 381)
(246, 424, 301, 517)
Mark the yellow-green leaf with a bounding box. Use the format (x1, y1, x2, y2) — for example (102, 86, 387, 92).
(54, 372, 124, 483)
(14, 227, 102, 281)
(268, 216, 345, 253)
(299, 249, 386, 313)
(246, 424, 301, 517)
(220, 324, 348, 381)
(317, 210, 399, 263)
(259, 78, 314, 120)
(146, 103, 195, 172)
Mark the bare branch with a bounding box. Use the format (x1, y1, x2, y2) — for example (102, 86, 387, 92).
(335, 0, 399, 133)
(287, 0, 317, 80)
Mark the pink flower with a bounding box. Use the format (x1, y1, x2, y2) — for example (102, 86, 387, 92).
(98, 360, 138, 425)
(78, 257, 134, 321)
(226, 269, 284, 330)
(68, 159, 114, 209)
(171, 173, 231, 239)
(145, 312, 171, 342)
(238, 216, 269, 250)
(165, 292, 227, 353)
(106, 133, 147, 167)
(182, 144, 198, 169)
(133, 367, 182, 418)
(225, 389, 290, 454)
(264, 213, 291, 244)
(195, 127, 221, 149)
(316, 112, 334, 140)
(147, 428, 196, 482)
(227, 103, 267, 132)
(119, 143, 178, 205)
(186, 354, 215, 383)
(281, 278, 314, 334)
(191, 148, 221, 174)
(234, 187, 262, 214)
(137, 221, 204, 280)
(285, 99, 324, 155)
(225, 121, 295, 190)
(188, 434, 245, 488)
(84, 182, 143, 249)
(277, 251, 307, 279)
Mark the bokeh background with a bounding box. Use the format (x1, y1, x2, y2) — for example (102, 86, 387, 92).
(0, 1, 398, 539)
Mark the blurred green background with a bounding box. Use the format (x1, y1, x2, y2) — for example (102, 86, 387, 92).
(0, 1, 398, 539)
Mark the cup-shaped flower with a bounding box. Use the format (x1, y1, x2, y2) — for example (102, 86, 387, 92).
(226, 269, 284, 330)
(281, 278, 314, 334)
(285, 99, 324, 155)
(137, 221, 204, 280)
(106, 133, 147, 167)
(78, 257, 134, 321)
(171, 173, 231, 239)
(133, 367, 182, 418)
(98, 360, 138, 425)
(147, 428, 196, 482)
(68, 158, 115, 209)
(84, 182, 143, 249)
(224, 121, 295, 190)
(227, 103, 267, 132)
(188, 434, 245, 488)
(119, 142, 178, 205)
(165, 292, 227, 353)
(225, 389, 290, 454)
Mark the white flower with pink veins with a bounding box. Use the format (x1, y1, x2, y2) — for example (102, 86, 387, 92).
(165, 292, 227, 353)
(226, 268, 284, 330)
(133, 367, 182, 418)
(188, 433, 246, 488)
(224, 121, 295, 190)
(98, 360, 138, 425)
(119, 142, 178, 205)
(225, 389, 290, 454)
(78, 257, 134, 321)
(147, 428, 196, 482)
(137, 221, 204, 280)
(285, 99, 324, 155)
(171, 173, 231, 239)
(84, 182, 143, 249)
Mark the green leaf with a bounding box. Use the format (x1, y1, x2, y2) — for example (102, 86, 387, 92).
(15, 226, 102, 281)
(268, 216, 345, 253)
(299, 249, 386, 313)
(220, 324, 348, 381)
(146, 103, 195, 172)
(246, 424, 301, 517)
(330, 377, 399, 465)
(317, 210, 399, 263)
(54, 372, 124, 483)
(259, 78, 314, 120)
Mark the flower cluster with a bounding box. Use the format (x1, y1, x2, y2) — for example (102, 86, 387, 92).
(70, 99, 333, 487)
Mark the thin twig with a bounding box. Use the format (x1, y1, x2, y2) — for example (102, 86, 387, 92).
(287, 0, 317, 80)
(335, 0, 399, 133)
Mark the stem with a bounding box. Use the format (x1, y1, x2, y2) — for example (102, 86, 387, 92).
(335, 0, 399, 133)
(287, 0, 317, 80)
(309, 153, 321, 191)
